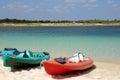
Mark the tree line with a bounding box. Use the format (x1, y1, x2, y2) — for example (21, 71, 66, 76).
(0, 18, 120, 23)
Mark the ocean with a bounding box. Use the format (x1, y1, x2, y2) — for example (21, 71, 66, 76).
(0, 26, 120, 63)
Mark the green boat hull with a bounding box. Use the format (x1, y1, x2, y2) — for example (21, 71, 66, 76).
(2, 50, 50, 67)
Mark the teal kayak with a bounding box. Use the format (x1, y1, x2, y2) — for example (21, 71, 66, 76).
(2, 50, 50, 67)
(0, 48, 21, 56)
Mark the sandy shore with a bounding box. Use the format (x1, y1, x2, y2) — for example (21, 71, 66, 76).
(0, 23, 120, 27)
(0, 59, 120, 80)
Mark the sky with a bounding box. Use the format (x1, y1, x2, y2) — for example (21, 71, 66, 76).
(0, 0, 120, 20)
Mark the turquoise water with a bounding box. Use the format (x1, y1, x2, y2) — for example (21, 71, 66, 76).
(0, 26, 120, 63)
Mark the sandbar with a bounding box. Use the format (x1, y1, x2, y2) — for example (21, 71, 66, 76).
(0, 23, 120, 27)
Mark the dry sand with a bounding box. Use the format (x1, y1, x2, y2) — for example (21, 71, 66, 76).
(0, 59, 120, 80)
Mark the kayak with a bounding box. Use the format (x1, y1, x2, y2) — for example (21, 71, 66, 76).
(0, 48, 21, 56)
(2, 50, 50, 67)
(42, 53, 93, 75)
(43, 57, 93, 75)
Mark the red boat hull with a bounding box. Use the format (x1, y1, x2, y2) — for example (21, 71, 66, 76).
(42, 57, 93, 75)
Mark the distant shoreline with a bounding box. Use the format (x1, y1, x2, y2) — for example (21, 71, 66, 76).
(0, 23, 120, 27)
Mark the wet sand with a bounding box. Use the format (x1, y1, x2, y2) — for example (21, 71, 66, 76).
(0, 59, 120, 80)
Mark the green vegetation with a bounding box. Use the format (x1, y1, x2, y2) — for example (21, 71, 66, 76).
(0, 18, 120, 24)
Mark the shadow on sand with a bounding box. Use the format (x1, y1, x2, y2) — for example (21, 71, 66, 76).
(52, 65, 96, 79)
(10, 64, 41, 72)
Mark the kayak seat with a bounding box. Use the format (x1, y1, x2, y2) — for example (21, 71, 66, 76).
(23, 52, 29, 58)
(23, 50, 33, 58)
(54, 57, 66, 64)
(26, 50, 33, 57)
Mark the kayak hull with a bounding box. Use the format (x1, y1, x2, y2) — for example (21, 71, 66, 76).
(2, 51, 50, 67)
(42, 57, 93, 75)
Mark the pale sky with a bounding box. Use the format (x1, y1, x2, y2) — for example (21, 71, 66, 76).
(0, 0, 120, 20)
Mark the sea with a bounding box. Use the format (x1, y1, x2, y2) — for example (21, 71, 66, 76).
(0, 26, 120, 63)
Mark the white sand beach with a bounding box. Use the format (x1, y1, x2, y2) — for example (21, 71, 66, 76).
(0, 59, 120, 80)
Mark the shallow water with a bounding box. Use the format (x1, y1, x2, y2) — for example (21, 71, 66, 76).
(0, 26, 120, 63)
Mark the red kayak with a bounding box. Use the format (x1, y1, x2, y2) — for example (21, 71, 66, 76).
(42, 56, 93, 75)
